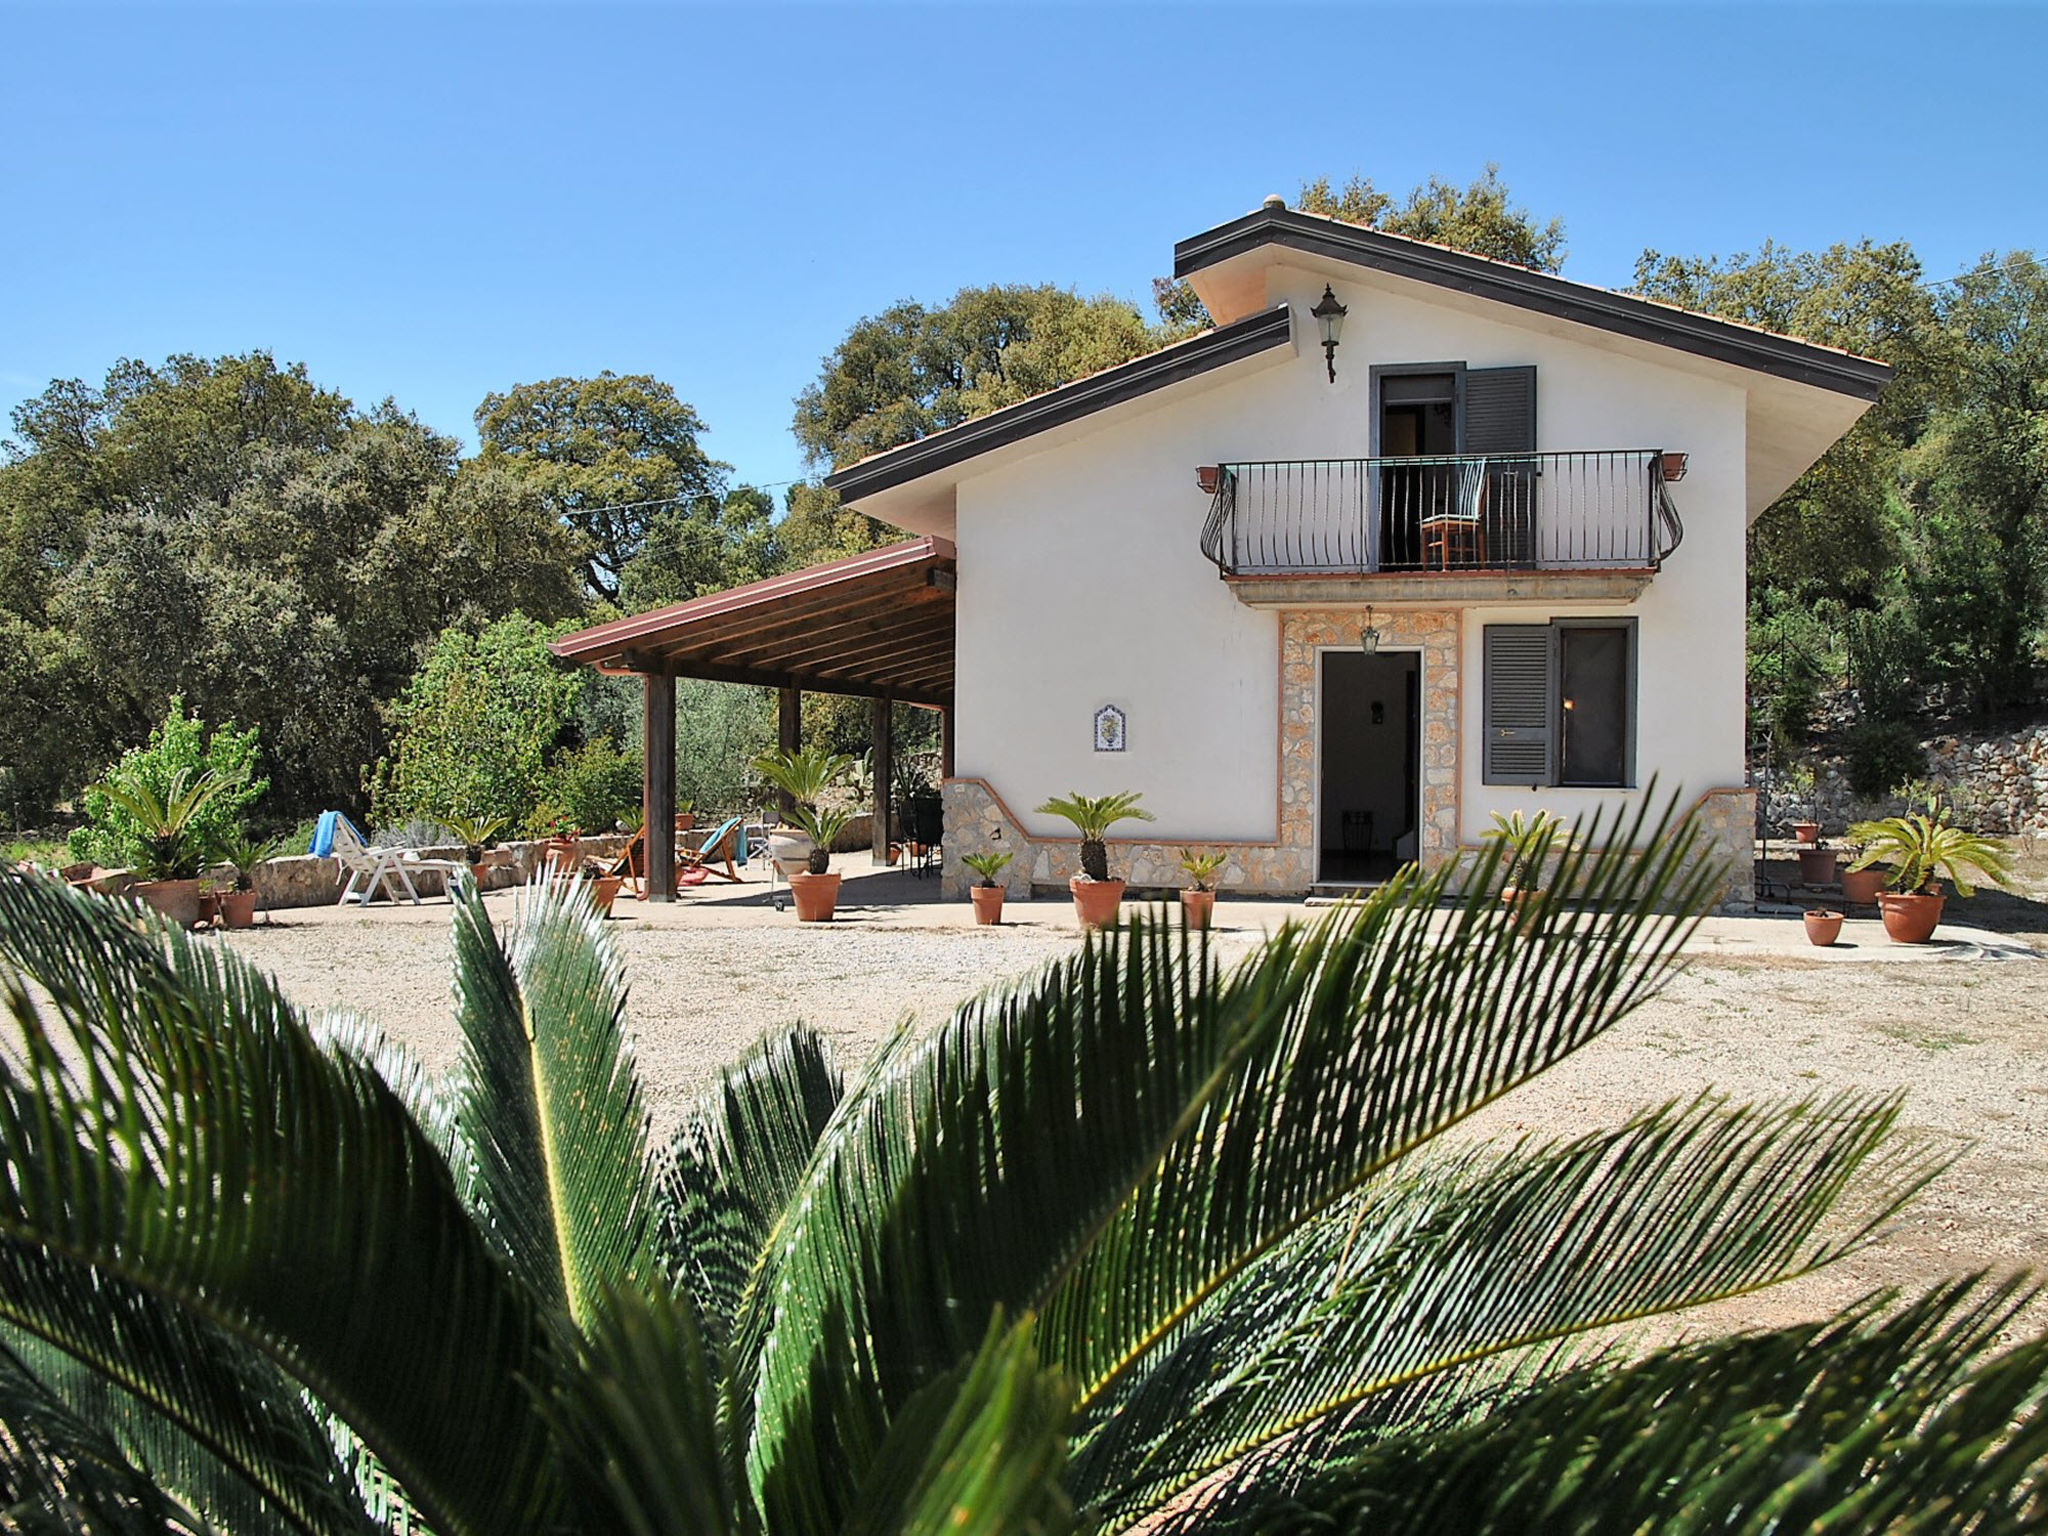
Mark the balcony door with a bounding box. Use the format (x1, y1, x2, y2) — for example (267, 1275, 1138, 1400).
(1375, 371, 1458, 570)
(1370, 364, 1539, 570)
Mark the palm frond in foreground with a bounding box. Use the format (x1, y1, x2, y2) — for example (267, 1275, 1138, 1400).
(0, 804, 2040, 1536)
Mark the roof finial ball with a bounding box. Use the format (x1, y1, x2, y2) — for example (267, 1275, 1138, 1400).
(1262, 193, 1286, 210)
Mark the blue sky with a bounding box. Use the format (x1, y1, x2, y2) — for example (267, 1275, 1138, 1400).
(4, 2, 2044, 496)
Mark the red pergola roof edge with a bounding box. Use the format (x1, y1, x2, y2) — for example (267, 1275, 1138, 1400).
(550, 536, 956, 662)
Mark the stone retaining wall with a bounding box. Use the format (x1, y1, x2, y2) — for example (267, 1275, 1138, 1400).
(1758, 723, 2048, 841)
(249, 834, 631, 911)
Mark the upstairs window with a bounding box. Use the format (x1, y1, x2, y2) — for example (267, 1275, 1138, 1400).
(1482, 620, 1636, 787)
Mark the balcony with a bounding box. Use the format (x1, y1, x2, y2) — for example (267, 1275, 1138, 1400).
(1199, 450, 1685, 605)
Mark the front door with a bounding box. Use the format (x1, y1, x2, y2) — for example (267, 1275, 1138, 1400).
(1318, 650, 1422, 884)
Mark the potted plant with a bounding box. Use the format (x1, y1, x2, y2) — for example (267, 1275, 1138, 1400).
(95, 766, 231, 929)
(753, 747, 859, 922)
(578, 856, 626, 918)
(1796, 842, 1839, 888)
(1803, 908, 1844, 947)
(208, 827, 283, 930)
(1480, 809, 1565, 924)
(675, 799, 695, 834)
(1035, 791, 1155, 930)
(1839, 838, 1888, 907)
(1845, 811, 2015, 944)
(962, 850, 1012, 925)
(444, 813, 508, 890)
(1178, 848, 1227, 931)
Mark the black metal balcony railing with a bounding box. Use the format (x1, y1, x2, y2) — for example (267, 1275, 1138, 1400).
(1199, 450, 1685, 578)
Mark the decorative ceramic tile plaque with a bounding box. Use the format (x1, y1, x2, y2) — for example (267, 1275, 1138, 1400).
(1093, 704, 1127, 753)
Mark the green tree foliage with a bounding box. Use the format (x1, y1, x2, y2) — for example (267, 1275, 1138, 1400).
(1896, 253, 2048, 713)
(1632, 239, 1939, 607)
(1154, 165, 1566, 339)
(3, 813, 2048, 1534)
(475, 373, 728, 600)
(67, 698, 265, 870)
(369, 615, 584, 832)
(793, 285, 1156, 473)
(1298, 164, 1567, 272)
(620, 485, 779, 611)
(0, 353, 586, 820)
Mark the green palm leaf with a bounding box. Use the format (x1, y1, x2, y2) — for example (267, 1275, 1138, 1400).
(0, 1332, 202, 1535)
(1070, 1092, 1936, 1522)
(656, 1025, 844, 1344)
(742, 917, 1245, 1533)
(1037, 801, 1717, 1415)
(450, 878, 658, 1329)
(541, 1285, 739, 1536)
(1170, 1277, 2048, 1534)
(0, 1243, 382, 1536)
(0, 872, 566, 1536)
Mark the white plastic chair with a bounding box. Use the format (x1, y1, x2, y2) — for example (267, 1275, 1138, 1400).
(328, 815, 466, 906)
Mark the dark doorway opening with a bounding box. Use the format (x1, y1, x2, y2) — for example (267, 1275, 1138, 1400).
(1377, 373, 1458, 568)
(1319, 650, 1422, 884)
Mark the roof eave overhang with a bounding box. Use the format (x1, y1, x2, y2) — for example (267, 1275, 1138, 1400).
(1174, 208, 1894, 402)
(824, 303, 1294, 507)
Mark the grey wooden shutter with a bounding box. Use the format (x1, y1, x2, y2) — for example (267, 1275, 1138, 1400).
(1483, 624, 1555, 785)
(1465, 367, 1537, 564)
(1462, 367, 1536, 453)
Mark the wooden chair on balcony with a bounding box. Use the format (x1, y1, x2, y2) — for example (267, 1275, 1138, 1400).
(1421, 458, 1490, 570)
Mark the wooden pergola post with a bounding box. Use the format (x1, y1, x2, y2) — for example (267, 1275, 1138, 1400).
(644, 672, 676, 902)
(941, 704, 955, 780)
(776, 686, 801, 813)
(871, 696, 893, 865)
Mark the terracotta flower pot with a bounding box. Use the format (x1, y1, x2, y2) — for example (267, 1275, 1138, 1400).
(1803, 908, 1843, 947)
(218, 888, 258, 930)
(470, 862, 490, 889)
(676, 813, 697, 832)
(1181, 889, 1216, 931)
(970, 885, 1005, 925)
(588, 875, 624, 916)
(1840, 866, 1888, 906)
(1501, 886, 1545, 928)
(1878, 890, 1945, 944)
(1070, 876, 1125, 930)
(542, 838, 582, 878)
(790, 870, 842, 922)
(131, 878, 203, 930)
(197, 891, 221, 928)
(1792, 822, 1821, 846)
(1796, 847, 1839, 886)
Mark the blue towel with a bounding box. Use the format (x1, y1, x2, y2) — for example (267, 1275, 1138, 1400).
(735, 826, 748, 867)
(310, 810, 340, 857)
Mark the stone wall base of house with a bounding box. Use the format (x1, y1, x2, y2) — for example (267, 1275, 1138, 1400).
(945, 779, 1757, 912)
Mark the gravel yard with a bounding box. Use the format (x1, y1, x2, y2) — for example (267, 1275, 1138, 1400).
(216, 865, 2048, 1335)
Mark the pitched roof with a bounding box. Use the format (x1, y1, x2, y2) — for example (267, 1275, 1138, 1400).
(1175, 203, 1894, 399)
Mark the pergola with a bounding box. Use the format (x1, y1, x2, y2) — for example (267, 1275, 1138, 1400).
(549, 536, 957, 900)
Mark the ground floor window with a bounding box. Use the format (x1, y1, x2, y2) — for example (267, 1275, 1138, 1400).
(1482, 619, 1635, 787)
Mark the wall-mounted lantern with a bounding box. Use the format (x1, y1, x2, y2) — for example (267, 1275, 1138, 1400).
(1359, 605, 1380, 655)
(1311, 284, 1349, 383)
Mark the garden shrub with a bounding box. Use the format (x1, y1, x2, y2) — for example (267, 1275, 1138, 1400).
(369, 615, 582, 832)
(1844, 717, 1926, 797)
(537, 739, 642, 836)
(67, 698, 265, 869)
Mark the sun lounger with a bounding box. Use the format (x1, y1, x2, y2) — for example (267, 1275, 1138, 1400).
(314, 811, 468, 906)
(678, 816, 747, 884)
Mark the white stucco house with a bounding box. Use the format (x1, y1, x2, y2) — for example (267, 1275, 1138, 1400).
(556, 200, 1890, 906)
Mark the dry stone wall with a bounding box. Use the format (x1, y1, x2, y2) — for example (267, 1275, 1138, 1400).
(1758, 723, 2048, 842)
